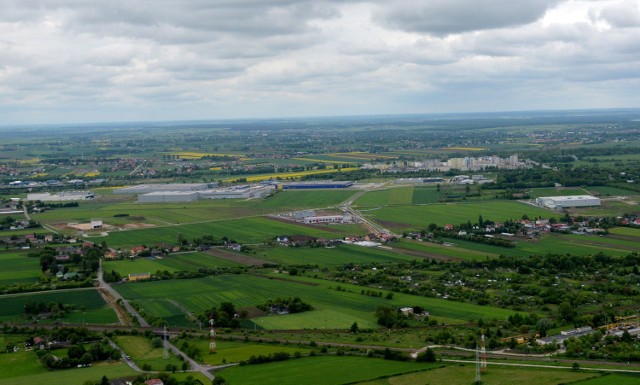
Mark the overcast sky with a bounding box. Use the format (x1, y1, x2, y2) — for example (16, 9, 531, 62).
(1, 0, 639, 124)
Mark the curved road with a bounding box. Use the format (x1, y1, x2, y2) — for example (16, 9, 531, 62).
(98, 261, 215, 381)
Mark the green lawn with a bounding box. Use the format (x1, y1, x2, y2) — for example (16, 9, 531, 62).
(219, 355, 436, 385)
(115, 273, 521, 329)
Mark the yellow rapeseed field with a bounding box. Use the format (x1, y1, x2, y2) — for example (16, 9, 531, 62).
(85, 171, 101, 177)
(164, 151, 247, 160)
(445, 147, 486, 151)
(223, 167, 360, 182)
(329, 152, 396, 160)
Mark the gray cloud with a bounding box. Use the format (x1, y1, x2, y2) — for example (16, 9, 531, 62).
(373, 0, 562, 35)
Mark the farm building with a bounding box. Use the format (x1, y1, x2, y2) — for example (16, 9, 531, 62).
(278, 181, 353, 190)
(535, 195, 601, 209)
(27, 191, 95, 201)
(114, 183, 215, 194)
(138, 191, 200, 203)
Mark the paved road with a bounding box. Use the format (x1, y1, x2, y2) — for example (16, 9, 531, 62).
(98, 261, 215, 381)
(340, 187, 398, 237)
(98, 260, 149, 327)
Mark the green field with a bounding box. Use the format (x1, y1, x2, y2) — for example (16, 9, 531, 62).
(355, 187, 415, 207)
(219, 355, 436, 385)
(570, 373, 640, 385)
(0, 349, 136, 385)
(104, 252, 240, 276)
(177, 338, 312, 365)
(411, 186, 440, 204)
(115, 273, 520, 329)
(394, 239, 500, 260)
(357, 364, 599, 385)
(254, 243, 417, 266)
(0, 251, 42, 287)
(364, 201, 556, 231)
(102, 217, 365, 248)
(114, 335, 183, 371)
(609, 227, 640, 236)
(584, 186, 639, 196)
(31, 190, 354, 228)
(527, 187, 587, 198)
(0, 289, 118, 324)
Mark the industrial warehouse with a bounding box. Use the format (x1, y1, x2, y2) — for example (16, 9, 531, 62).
(535, 195, 601, 209)
(26, 191, 95, 201)
(277, 181, 353, 189)
(114, 184, 274, 203)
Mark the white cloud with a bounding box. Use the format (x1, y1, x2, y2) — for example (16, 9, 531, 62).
(0, 0, 639, 124)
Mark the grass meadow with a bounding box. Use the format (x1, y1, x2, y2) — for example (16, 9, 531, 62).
(569, 373, 640, 385)
(103, 252, 240, 276)
(253, 243, 417, 266)
(176, 338, 312, 365)
(0, 251, 42, 287)
(114, 335, 183, 371)
(115, 273, 520, 329)
(356, 363, 598, 385)
(363, 201, 556, 230)
(31, 189, 356, 228)
(102, 217, 364, 248)
(218, 355, 436, 385)
(0, 349, 136, 385)
(0, 288, 118, 324)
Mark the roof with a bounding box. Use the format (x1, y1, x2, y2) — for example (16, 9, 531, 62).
(538, 195, 599, 202)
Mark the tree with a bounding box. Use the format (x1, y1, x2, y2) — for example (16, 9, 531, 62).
(558, 302, 576, 322)
(350, 322, 359, 334)
(100, 375, 109, 385)
(151, 337, 164, 348)
(416, 348, 436, 362)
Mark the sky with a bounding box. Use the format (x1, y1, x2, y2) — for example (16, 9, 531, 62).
(1, 0, 640, 124)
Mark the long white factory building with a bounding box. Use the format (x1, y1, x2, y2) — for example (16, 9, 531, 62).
(535, 195, 601, 209)
(134, 185, 274, 203)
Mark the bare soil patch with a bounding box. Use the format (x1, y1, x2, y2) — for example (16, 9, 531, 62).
(240, 306, 267, 319)
(389, 245, 460, 262)
(253, 273, 320, 286)
(205, 248, 272, 266)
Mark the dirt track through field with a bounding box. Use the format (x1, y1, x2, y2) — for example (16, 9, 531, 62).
(388, 245, 460, 261)
(98, 287, 132, 326)
(204, 248, 272, 266)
